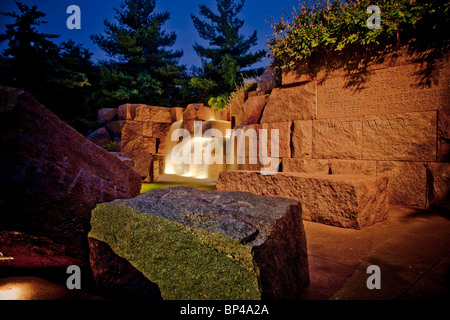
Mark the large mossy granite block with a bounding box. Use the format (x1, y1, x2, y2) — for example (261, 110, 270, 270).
(88, 187, 309, 300)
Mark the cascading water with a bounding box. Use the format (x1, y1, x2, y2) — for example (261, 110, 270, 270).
(163, 119, 231, 180)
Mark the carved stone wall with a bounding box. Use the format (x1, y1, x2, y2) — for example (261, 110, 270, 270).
(232, 51, 450, 209)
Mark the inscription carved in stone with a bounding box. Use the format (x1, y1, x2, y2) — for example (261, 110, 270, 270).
(317, 64, 450, 119)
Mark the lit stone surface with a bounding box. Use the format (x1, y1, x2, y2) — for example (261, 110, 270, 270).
(0, 87, 141, 259)
(317, 63, 450, 119)
(362, 111, 437, 161)
(260, 82, 316, 123)
(377, 161, 428, 207)
(217, 171, 388, 229)
(89, 187, 309, 300)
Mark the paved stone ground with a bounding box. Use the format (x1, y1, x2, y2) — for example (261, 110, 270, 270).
(1, 205, 448, 301)
(300, 205, 450, 300)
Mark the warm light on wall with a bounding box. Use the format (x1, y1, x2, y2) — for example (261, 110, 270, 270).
(0, 285, 24, 300)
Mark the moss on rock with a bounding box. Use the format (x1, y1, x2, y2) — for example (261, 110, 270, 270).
(89, 202, 261, 300)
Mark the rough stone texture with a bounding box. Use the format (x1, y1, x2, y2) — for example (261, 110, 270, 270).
(260, 82, 316, 123)
(0, 87, 142, 260)
(150, 106, 172, 123)
(0, 231, 87, 270)
(317, 62, 450, 119)
(183, 103, 223, 121)
(171, 107, 185, 122)
(152, 122, 172, 139)
(237, 94, 268, 125)
(113, 151, 156, 181)
(121, 121, 157, 154)
(438, 109, 450, 162)
(98, 108, 118, 123)
(377, 161, 428, 207)
(88, 187, 309, 300)
(362, 111, 437, 161)
(87, 127, 112, 147)
(329, 159, 377, 175)
(229, 91, 246, 116)
(105, 120, 125, 138)
(121, 137, 157, 154)
(116, 156, 134, 168)
(282, 159, 330, 174)
(292, 120, 313, 158)
(89, 237, 163, 300)
(312, 116, 363, 159)
(257, 67, 278, 94)
(217, 171, 388, 229)
(427, 162, 450, 211)
(118, 103, 140, 120)
(267, 122, 292, 158)
(281, 63, 314, 86)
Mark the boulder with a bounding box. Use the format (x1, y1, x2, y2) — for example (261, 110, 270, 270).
(116, 156, 135, 168)
(88, 187, 309, 300)
(118, 103, 140, 120)
(0, 87, 142, 260)
(87, 127, 112, 147)
(113, 152, 158, 182)
(98, 108, 118, 123)
(229, 91, 246, 116)
(257, 67, 278, 94)
(217, 171, 388, 229)
(183, 103, 223, 121)
(105, 120, 125, 138)
(260, 82, 316, 123)
(237, 94, 268, 125)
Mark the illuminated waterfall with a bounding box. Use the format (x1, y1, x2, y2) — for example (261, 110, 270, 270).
(163, 119, 231, 180)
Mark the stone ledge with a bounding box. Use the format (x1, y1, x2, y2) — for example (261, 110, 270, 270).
(88, 187, 309, 300)
(217, 171, 389, 229)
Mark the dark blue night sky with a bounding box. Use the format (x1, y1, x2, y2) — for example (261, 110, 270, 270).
(0, 0, 301, 69)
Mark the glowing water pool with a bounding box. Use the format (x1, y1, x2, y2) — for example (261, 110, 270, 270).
(140, 174, 217, 193)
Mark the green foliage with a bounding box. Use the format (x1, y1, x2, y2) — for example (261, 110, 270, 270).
(208, 94, 230, 110)
(102, 141, 119, 152)
(191, 0, 266, 101)
(268, 0, 450, 71)
(225, 76, 258, 109)
(91, 0, 186, 108)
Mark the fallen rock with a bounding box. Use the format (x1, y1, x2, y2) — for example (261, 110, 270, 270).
(257, 67, 278, 94)
(88, 187, 309, 300)
(217, 171, 388, 229)
(98, 108, 118, 123)
(0, 87, 142, 260)
(87, 127, 112, 147)
(237, 95, 268, 125)
(105, 120, 125, 138)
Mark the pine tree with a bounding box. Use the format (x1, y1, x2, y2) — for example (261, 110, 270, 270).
(91, 0, 185, 108)
(0, 1, 59, 97)
(191, 0, 265, 99)
(0, 1, 95, 122)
